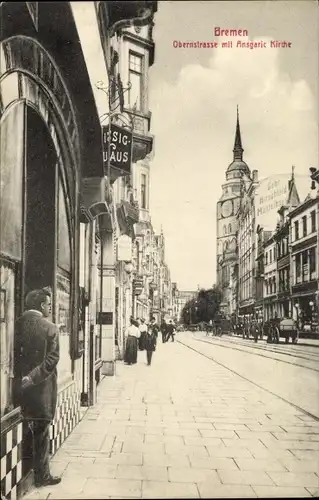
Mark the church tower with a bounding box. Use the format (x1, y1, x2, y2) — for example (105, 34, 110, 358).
(216, 107, 251, 311)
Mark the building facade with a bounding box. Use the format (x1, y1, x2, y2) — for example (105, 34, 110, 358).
(0, 2, 160, 498)
(289, 196, 319, 329)
(216, 108, 252, 315)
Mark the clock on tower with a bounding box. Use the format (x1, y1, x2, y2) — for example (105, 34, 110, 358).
(221, 199, 233, 218)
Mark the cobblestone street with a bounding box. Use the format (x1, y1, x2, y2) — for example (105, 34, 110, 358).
(25, 335, 319, 499)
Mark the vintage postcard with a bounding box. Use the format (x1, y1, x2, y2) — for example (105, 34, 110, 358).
(0, 1, 318, 499)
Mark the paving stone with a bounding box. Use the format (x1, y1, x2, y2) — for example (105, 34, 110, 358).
(144, 434, 184, 445)
(163, 427, 201, 437)
(62, 433, 106, 451)
(122, 441, 165, 454)
(143, 453, 190, 467)
(252, 486, 312, 497)
(96, 452, 143, 465)
(197, 483, 256, 498)
(279, 459, 319, 473)
(189, 456, 239, 471)
(273, 432, 319, 441)
(234, 458, 287, 472)
(63, 461, 117, 479)
(116, 465, 168, 481)
(200, 429, 238, 439)
(183, 436, 224, 447)
(206, 446, 253, 458)
(291, 450, 319, 461)
(214, 423, 249, 431)
(39, 474, 88, 496)
(267, 471, 319, 488)
(82, 478, 142, 498)
(218, 469, 275, 486)
(141, 480, 199, 498)
(306, 487, 319, 497)
(165, 443, 209, 457)
(236, 430, 275, 440)
(168, 467, 221, 484)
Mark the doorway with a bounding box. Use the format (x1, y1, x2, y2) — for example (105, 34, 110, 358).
(24, 107, 57, 295)
(22, 106, 57, 477)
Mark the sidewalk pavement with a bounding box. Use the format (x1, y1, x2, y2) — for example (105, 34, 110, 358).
(24, 336, 319, 499)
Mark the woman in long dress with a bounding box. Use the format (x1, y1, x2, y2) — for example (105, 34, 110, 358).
(124, 317, 140, 365)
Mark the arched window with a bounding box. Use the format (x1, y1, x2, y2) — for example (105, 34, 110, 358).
(223, 225, 227, 235)
(223, 241, 228, 252)
(228, 223, 232, 233)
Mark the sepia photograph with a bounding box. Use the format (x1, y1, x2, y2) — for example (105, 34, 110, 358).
(0, 0, 318, 499)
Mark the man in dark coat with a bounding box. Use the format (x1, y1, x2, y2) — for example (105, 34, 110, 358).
(160, 319, 167, 343)
(16, 288, 61, 487)
(166, 320, 176, 342)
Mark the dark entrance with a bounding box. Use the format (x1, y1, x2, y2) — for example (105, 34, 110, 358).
(22, 107, 57, 477)
(24, 107, 57, 294)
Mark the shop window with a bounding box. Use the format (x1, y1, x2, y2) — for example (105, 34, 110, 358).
(311, 210, 316, 233)
(0, 102, 24, 259)
(56, 181, 72, 381)
(95, 237, 102, 361)
(0, 261, 16, 417)
(309, 247, 316, 280)
(295, 253, 301, 284)
(302, 250, 308, 282)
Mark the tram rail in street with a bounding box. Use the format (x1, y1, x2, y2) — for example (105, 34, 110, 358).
(177, 336, 319, 424)
(190, 333, 319, 373)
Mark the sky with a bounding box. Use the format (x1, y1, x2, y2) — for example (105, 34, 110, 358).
(148, 0, 318, 291)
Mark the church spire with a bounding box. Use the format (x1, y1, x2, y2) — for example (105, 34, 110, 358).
(233, 105, 244, 161)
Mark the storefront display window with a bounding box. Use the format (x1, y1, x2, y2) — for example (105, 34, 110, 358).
(0, 262, 16, 417)
(0, 102, 24, 260)
(0, 101, 24, 417)
(57, 181, 72, 381)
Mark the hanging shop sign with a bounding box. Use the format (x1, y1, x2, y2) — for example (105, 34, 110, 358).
(133, 278, 144, 296)
(97, 312, 113, 325)
(102, 124, 133, 175)
(117, 234, 132, 261)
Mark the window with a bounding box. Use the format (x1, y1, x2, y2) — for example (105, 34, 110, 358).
(57, 181, 72, 381)
(141, 173, 147, 209)
(295, 253, 301, 284)
(294, 220, 299, 241)
(302, 215, 307, 237)
(309, 247, 316, 280)
(223, 225, 227, 235)
(265, 252, 268, 265)
(302, 250, 308, 282)
(228, 223, 232, 233)
(128, 52, 143, 111)
(269, 249, 272, 263)
(311, 210, 316, 233)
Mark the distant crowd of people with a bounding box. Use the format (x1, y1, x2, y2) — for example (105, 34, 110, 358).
(124, 317, 176, 367)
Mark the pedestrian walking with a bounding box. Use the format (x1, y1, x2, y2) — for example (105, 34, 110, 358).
(166, 319, 176, 342)
(124, 317, 140, 365)
(15, 288, 61, 488)
(149, 316, 159, 346)
(160, 319, 167, 343)
(138, 318, 148, 351)
(145, 323, 157, 366)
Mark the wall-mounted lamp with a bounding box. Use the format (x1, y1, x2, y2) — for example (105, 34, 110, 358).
(124, 262, 134, 275)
